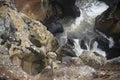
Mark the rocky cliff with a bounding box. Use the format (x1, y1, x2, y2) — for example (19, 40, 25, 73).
(0, 0, 58, 76)
(0, 0, 120, 80)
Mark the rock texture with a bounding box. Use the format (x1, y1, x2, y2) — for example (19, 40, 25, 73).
(0, 0, 58, 75)
(0, 0, 120, 80)
(14, 0, 53, 21)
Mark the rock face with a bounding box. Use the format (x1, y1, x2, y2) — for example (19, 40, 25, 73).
(95, 1, 120, 59)
(14, 0, 53, 21)
(0, 0, 58, 75)
(50, 0, 80, 18)
(1, 0, 120, 80)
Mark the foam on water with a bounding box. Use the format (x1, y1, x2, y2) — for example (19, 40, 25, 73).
(57, 0, 109, 57)
(96, 30, 114, 48)
(73, 39, 84, 56)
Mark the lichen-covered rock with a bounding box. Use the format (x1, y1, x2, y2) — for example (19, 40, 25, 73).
(0, 1, 58, 75)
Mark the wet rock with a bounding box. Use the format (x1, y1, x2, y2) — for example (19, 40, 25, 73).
(50, 0, 80, 18)
(47, 22, 64, 35)
(95, 1, 120, 36)
(95, 1, 120, 59)
(56, 43, 76, 60)
(80, 51, 106, 69)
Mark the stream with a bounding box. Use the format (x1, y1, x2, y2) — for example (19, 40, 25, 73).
(55, 0, 113, 57)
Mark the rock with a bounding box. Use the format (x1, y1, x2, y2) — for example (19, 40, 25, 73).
(14, 0, 54, 21)
(47, 22, 64, 35)
(0, 45, 9, 55)
(62, 56, 72, 63)
(70, 57, 84, 66)
(53, 65, 97, 80)
(80, 51, 106, 69)
(0, 54, 11, 65)
(51, 0, 80, 18)
(10, 54, 21, 66)
(0, 0, 58, 75)
(56, 43, 76, 60)
(21, 54, 46, 75)
(95, 1, 120, 59)
(101, 57, 120, 71)
(47, 52, 57, 65)
(47, 52, 57, 60)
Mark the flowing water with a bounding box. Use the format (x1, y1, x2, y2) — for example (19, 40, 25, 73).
(56, 0, 112, 57)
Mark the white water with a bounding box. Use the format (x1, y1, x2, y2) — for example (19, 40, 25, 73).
(56, 0, 110, 57)
(96, 30, 114, 48)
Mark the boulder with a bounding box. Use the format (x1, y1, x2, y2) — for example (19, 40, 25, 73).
(80, 51, 106, 69)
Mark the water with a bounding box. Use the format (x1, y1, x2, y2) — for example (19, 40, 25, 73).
(56, 0, 110, 57)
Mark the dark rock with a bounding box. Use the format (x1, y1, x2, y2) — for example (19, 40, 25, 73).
(95, 1, 120, 59)
(106, 47, 120, 59)
(47, 22, 63, 34)
(80, 40, 87, 50)
(51, 0, 80, 18)
(93, 36, 109, 52)
(67, 38, 74, 46)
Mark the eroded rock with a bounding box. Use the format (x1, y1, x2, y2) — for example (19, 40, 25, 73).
(0, 1, 58, 75)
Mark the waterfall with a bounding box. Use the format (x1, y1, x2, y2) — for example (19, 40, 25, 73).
(56, 0, 109, 57)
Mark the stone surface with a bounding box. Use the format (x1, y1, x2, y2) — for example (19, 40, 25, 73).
(1, 0, 120, 80)
(53, 65, 97, 80)
(80, 51, 106, 69)
(14, 0, 53, 21)
(0, 0, 58, 75)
